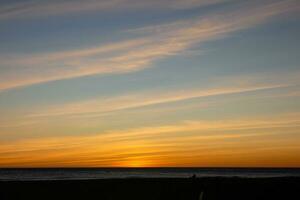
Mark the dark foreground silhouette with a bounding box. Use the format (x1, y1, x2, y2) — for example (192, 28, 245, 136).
(1, 177, 300, 200)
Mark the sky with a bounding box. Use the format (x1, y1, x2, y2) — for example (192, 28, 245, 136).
(0, 0, 300, 167)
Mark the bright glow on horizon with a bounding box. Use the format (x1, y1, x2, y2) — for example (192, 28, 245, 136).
(0, 0, 300, 168)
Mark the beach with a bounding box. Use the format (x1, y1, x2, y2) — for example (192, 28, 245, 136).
(1, 177, 300, 200)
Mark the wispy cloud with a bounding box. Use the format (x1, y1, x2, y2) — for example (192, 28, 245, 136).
(29, 84, 288, 118)
(0, 0, 299, 91)
(1, 113, 299, 167)
(0, 0, 227, 20)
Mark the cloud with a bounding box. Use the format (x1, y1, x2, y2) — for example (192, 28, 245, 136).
(0, 38, 150, 90)
(0, 0, 227, 20)
(0, 113, 299, 167)
(0, 0, 299, 92)
(28, 84, 288, 118)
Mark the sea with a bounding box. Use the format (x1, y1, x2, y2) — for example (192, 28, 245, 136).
(1, 168, 300, 181)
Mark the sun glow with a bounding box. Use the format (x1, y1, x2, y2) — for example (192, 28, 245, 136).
(0, 0, 299, 168)
(117, 159, 155, 168)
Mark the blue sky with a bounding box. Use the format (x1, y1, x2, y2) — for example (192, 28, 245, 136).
(0, 0, 300, 167)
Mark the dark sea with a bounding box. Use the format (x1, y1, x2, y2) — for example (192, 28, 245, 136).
(1, 168, 300, 181)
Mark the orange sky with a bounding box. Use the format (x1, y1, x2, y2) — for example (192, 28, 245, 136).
(1, 114, 300, 167)
(0, 0, 300, 168)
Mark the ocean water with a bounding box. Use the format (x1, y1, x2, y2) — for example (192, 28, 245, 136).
(0, 168, 300, 181)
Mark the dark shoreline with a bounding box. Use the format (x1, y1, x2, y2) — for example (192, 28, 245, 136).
(1, 177, 300, 200)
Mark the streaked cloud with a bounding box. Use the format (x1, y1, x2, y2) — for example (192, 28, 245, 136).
(0, 0, 299, 91)
(1, 0, 300, 168)
(0, 0, 227, 20)
(0, 113, 299, 167)
(29, 84, 288, 118)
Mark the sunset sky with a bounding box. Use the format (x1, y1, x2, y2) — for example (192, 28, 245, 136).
(0, 0, 300, 167)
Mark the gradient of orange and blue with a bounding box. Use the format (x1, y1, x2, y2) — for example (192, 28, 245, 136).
(0, 0, 300, 168)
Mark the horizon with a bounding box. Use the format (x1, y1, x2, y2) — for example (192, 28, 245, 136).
(0, 0, 300, 168)
(1, 167, 300, 169)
